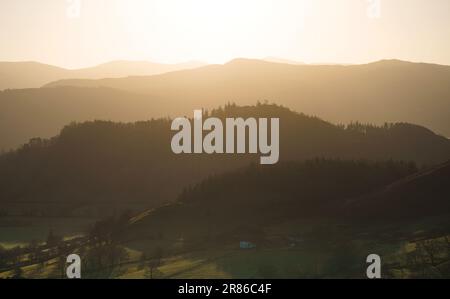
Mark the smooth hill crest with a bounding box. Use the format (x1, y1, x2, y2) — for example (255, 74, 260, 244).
(0, 60, 206, 90)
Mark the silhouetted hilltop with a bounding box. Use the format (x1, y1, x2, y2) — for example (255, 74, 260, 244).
(45, 59, 450, 136)
(346, 160, 450, 221)
(125, 159, 419, 241)
(125, 160, 450, 243)
(0, 104, 449, 214)
(0, 87, 168, 151)
(4, 59, 449, 151)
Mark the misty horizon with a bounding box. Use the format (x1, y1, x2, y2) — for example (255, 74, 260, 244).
(2, 57, 450, 71)
(2, 0, 450, 68)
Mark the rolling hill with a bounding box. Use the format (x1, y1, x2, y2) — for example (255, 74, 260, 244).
(0, 60, 204, 90)
(0, 87, 169, 151)
(0, 62, 68, 91)
(45, 59, 450, 137)
(124, 159, 450, 246)
(346, 160, 450, 221)
(3, 59, 449, 151)
(0, 104, 449, 216)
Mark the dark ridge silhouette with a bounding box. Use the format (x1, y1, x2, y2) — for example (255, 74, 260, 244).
(0, 104, 449, 216)
(0, 87, 168, 151)
(345, 160, 450, 221)
(3, 59, 449, 151)
(124, 159, 419, 241)
(125, 160, 450, 244)
(44, 59, 450, 136)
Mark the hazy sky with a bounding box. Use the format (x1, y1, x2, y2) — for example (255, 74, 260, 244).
(1, 0, 450, 68)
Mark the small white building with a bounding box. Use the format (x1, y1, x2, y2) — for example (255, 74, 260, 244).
(240, 241, 256, 249)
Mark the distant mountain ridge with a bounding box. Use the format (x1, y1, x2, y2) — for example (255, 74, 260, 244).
(2, 59, 450, 151)
(0, 60, 205, 90)
(44, 59, 450, 137)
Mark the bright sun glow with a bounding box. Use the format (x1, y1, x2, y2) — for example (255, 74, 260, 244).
(114, 0, 309, 63)
(1, 0, 450, 68)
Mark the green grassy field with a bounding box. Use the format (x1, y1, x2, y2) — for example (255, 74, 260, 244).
(1, 214, 448, 279)
(0, 216, 96, 248)
(1, 235, 448, 279)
